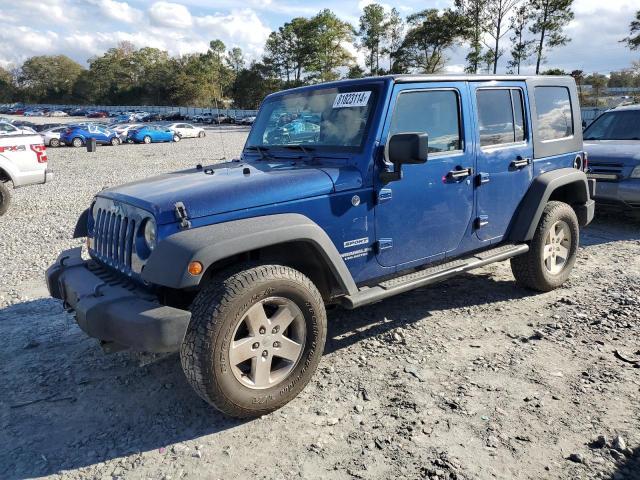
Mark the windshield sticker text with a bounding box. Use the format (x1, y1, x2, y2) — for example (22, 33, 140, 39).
(333, 92, 371, 109)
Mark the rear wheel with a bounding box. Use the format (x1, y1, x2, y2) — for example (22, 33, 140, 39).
(0, 182, 11, 216)
(198, 131, 205, 138)
(511, 201, 579, 292)
(143, 135, 151, 144)
(72, 137, 83, 148)
(49, 138, 60, 147)
(181, 264, 327, 418)
(173, 134, 180, 142)
(110, 137, 120, 146)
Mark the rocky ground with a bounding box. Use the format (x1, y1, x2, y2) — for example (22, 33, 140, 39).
(0, 117, 638, 479)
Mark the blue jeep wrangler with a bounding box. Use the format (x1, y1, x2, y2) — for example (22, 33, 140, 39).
(47, 75, 595, 417)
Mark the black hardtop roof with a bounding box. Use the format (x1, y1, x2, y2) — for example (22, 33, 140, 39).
(271, 74, 572, 97)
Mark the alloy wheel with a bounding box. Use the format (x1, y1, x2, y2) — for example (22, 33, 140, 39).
(543, 220, 571, 275)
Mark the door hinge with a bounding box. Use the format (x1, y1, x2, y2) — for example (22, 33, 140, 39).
(375, 238, 393, 253)
(475, 215, 489, 229)
(174, 202, 191, 230)
(476, 172, 490, 186)
(376, 188, 393, 204)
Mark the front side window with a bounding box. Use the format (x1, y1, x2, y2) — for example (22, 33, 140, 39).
(584, 110, 640, 141)
(535, 86, 573, 141)
(389, 90, 462, 153)
(247, 86, 378, 151)
(477, 89, 526, 147)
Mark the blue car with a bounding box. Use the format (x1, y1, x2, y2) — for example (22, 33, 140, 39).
(127, 125, 179, 144)
(584, 105, 640, 216)
(60, 124, 120, 147)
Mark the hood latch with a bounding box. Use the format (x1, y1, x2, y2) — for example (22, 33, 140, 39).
(174, 202, 191, 230)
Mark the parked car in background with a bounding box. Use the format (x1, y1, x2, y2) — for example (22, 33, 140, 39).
(0, 133, 51, 215)
(115, 114, 135, 123)
(239, 116, 256, 125)
(113, 123, 143, 142)
(41, 126, 68, 147)
(0, 122, 37, 135)
(87, 111, 109, 118)
(48, 110, 69, 117)
(166, 122, 205, 139)
(127, 124, 179, 144)
(193, 112, 214, 123)
(584, 104, 640, 217)
(24, 109, 46, 117)
(60, 124, 120, 147)
(70, 108, 88, 116)
(164, 111, 186, 121)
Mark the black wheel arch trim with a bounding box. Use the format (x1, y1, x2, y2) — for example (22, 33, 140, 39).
(508, 168, 594, 242)
(142, 213, 358, 295)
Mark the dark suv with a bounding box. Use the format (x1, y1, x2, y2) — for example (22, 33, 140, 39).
(47, 75, 594, 417)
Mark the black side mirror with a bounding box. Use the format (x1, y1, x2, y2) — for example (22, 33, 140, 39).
(381, 133, 428, 182)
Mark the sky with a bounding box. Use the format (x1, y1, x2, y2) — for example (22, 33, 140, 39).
(0, 0, 637, 75)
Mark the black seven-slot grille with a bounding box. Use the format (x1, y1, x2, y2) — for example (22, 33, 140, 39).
(93, 207, 136, 272)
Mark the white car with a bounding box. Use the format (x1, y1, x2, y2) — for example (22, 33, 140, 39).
(112, 123, 143, 142)
(41, 126, 67, 147)
(0, 133, 52, 215)
(0, 122, 37, 135)
(167, 122, 206, 138)
(48, 110, 68, 117)
(240, 116, 256, 125)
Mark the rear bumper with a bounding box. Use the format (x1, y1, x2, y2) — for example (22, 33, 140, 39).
(46, 248, 191, 352)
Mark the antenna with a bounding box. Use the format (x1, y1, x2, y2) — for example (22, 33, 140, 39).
(213, 97, 228, 161)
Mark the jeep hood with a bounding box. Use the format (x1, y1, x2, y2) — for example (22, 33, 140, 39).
(584, 140, 640, 166)
(97, 162, 361, 225)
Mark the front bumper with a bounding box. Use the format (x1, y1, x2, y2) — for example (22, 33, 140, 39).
(590, 178, 640, 209)
(46, 248, 191, 352)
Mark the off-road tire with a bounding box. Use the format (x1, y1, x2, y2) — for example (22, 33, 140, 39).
(0, 181, 11, 216)
(180, 264, 327, 418)
(511, 201, 579, 292)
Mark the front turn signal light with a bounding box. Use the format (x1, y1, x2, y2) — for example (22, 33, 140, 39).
(188, 261, 203, 276)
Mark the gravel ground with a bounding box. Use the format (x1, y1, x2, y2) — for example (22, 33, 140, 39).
(0, 116, 638, 480)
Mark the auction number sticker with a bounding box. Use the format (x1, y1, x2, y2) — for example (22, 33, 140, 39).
(333, 91, 371, 108)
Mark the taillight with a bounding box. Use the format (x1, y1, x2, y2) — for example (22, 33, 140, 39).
(30, 144, 48, 163)
(583, 151, 588, 171)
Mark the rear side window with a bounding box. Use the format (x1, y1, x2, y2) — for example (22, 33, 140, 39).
(534, 86, 573, 141)
(476, 88, 526, 147)
(389, 90, 462, 154)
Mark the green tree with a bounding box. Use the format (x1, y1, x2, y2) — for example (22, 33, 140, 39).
(264, 17, 315, 84)
(484, 0, 521, 74)
(608, 70, 636, 87)
(622, 10, 640, 50)
(230, 62, 281, 109)
(399, 9, 468, 74)
(306, 9, 355, 82)
(358, 3, 387, 75)
(0, 66, 14, 102)
(584, 73, 608, 107)
(384, 8, 405, 73)
(346, 64, 365, 78)
(507, 4, 534, 74)
(570, 69, 584, 102)
(17, 55, 84, 103)
(529, 0, 574, 74)
(456, 0, 489, 73)
(541, 68, 566, 74)
(226, 47, 245, 75)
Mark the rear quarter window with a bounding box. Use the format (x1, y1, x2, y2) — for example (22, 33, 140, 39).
(534, 86, 573, 141)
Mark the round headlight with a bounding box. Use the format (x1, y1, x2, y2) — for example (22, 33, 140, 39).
(144, 218, 157, 251)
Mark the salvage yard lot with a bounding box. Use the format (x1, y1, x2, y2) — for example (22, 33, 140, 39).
(0, 119, 639, 479)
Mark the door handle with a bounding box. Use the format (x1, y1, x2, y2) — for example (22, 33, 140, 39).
(510, 156, 531, 169)
(446, 167, 473, 180)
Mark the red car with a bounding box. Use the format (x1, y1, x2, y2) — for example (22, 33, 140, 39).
(87, 111, 109, 118)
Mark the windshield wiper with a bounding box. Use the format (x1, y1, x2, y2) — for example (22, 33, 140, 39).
(282, 144, 316, 162)
(245, 145, 273, 160)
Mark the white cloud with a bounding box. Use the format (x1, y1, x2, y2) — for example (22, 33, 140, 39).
(148, 1, 193, 29)
(87, 0, 144, 24)
(195, 9, 272, 53)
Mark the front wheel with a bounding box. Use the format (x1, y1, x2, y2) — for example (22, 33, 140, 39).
(173, 134, 180, 142)
(143, 135, 151, 144)
(181, 264, 327, 418)
(72, 137, 83, 148)
(110, 137, 120, 146)
(198, 131, 205, 138)
(0, 181, 11, 216)
(49, 138, 60, 147)
(511, 201, 579, 292)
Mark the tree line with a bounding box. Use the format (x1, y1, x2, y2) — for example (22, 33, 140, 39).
(1, 4, 639, 109)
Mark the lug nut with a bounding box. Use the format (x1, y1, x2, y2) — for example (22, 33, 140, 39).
(259, 327, 266, 334)
(272, 326, 280, 334)
(262, 350, 268, 357)
(273, 341, 280, 348)
(252, 342, 259, 349)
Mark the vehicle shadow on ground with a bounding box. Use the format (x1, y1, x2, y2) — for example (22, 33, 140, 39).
(610, 446, 639, 479)
(326, 273, 535, 354)
(581, 211, 640, 247)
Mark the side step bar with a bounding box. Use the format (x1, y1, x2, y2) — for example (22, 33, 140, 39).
(339, 243, 529, 309)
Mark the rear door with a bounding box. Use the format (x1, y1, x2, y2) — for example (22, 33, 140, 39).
(470, 82, 533, 242)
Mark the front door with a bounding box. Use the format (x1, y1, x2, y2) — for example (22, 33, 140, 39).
(374, 82, 475, 268)
(470, 82, 534, 242)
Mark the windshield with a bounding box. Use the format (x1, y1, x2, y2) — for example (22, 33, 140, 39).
(584, 110, 640, 141)
(246, 85, 378, 152)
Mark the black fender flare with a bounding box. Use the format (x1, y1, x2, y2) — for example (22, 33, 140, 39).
(73, 208, 89, 238)
(142, 213, 358, 295)
(508, 168, 594, 242)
